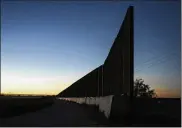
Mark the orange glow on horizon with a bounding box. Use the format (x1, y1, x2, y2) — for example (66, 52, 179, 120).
(1, 72, 76, 96)
(2, 87, 181, 98)
(155, 88, 181, 98)
(1, 72, 180, 98)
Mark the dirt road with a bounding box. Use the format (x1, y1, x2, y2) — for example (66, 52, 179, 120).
(0, 99, 107, 127)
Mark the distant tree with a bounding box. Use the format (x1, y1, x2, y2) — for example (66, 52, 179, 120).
(134, 78, 157, 98)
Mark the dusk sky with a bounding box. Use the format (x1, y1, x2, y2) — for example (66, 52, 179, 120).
(1, 1, 181, 97)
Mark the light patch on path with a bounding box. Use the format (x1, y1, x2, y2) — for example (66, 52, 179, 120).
(58, 95, 114, 118)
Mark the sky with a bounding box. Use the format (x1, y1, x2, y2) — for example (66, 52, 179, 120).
(1, 1, 181, 97)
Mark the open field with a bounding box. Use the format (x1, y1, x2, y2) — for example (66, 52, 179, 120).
(109, 97, 181, 127)
(0, 97, 108, 127)
(0, 96, 55, 118)
(132, 98, 181, 126)
(0, 96, 181, 127)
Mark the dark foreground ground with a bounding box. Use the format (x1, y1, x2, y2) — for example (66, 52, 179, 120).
(0, 96, 54, 118)
(132, 98, 181, 126)
(0, 96, 181, 127)
(0, 96, 108, 127)
(109, 97, 181, 127)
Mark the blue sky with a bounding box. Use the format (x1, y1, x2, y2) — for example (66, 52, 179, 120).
(1, 1, 181, 97)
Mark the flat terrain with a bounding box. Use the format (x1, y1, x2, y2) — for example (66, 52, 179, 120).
(132, 98, 181, 126)
(109, 97, 181, 127)
(0, 96, 108, 127)
(0, 96, 54, 118)
(0, 96, 181, 127)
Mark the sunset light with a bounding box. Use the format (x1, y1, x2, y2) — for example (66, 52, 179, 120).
(1, 71, 78, 95)
(1, 1, 180, 98)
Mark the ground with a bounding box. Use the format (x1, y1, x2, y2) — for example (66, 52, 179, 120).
(0, 96, 108, 127)
(0, 96, 181, 127)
